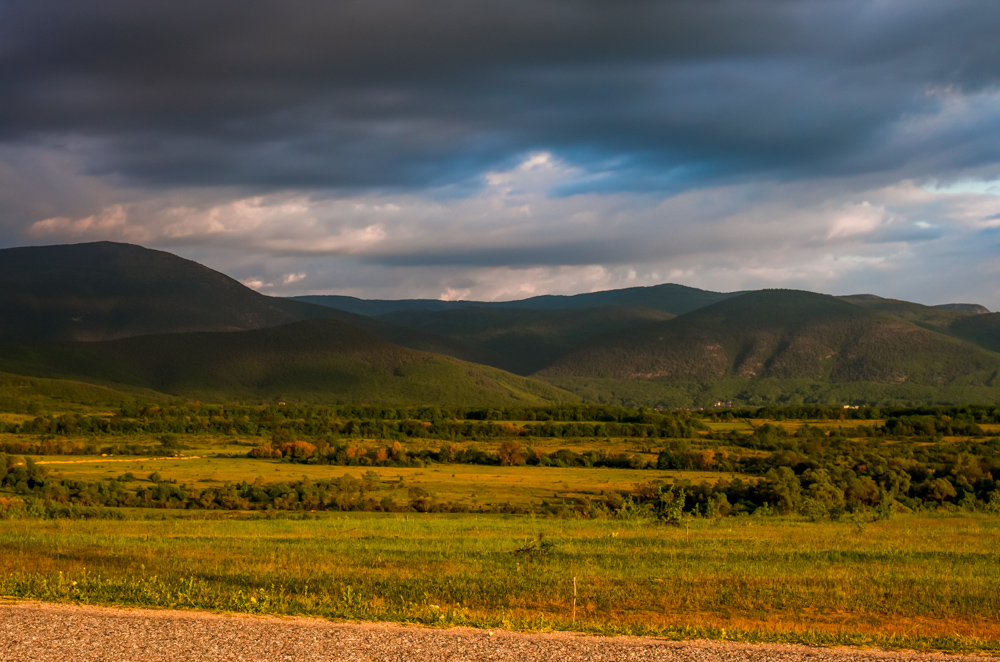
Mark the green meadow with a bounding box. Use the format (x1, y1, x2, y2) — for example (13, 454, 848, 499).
(2, 513, 999, 653)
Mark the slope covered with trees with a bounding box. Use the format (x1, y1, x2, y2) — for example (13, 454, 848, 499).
(376, 306, 675, 375)
(947, 313, 1000, 354)
(0, 319, 574, 406)
(539, 290, 1000, 386)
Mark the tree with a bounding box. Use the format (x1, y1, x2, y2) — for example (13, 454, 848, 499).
(498, 441, 525, 466)
(802, 468, 846, 513)
(764, 467, 802, 514)
(924, 478, 957, 503)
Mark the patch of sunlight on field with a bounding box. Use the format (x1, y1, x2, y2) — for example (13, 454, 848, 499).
(701, 420, 756, 432)
(701, 419, 886, 433)
(323, 436, 664, 461)
(0, 413, 35, 424)
(27, 453, 738, 508)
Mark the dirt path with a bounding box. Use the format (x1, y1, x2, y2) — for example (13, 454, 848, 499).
(9, 455, 202, 468)
(32, 455, 202, 465)
(0, 601, 991, 662)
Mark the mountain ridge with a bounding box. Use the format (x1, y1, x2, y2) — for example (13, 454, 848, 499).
(1, 241, 998, 407)
(292, 282, 740, 316)
(538, 290, 1000, 387)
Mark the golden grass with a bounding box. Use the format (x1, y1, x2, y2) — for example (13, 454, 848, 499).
(29, 451, 733, 508)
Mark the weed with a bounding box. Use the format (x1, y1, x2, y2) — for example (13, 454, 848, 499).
(511, 535, 557, 559)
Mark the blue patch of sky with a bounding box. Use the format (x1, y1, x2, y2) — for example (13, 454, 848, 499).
(922, 178, 1000, 196)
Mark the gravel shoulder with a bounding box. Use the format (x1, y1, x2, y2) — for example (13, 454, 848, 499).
(0, 601, 992, 662)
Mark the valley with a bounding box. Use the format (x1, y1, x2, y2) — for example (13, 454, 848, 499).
(1, 241, 999, 654)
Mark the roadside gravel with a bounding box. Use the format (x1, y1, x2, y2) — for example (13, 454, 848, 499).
(0, 601, 991, 662)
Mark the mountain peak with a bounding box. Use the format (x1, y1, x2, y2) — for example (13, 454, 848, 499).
(0, 241, 334, 343)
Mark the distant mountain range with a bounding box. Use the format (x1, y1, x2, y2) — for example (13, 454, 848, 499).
(292, 283, 736, 317)
(0, 241, 996, 407)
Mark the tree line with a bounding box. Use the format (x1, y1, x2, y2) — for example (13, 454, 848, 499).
(6, 403, 1000, 441)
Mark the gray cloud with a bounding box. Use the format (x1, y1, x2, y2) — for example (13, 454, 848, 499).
(3, 1, 1000, 310)
(3, 1, 1000, 191)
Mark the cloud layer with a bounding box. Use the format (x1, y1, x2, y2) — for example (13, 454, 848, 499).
(2, 1, 1000, 307)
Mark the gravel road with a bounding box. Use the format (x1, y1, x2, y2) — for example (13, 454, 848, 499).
(0, 601, 990, 662)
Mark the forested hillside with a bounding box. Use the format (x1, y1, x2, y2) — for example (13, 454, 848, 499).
(539, 290, 1000, 390)
(0, 319, 573, 406)
(1, 242, 997, 407)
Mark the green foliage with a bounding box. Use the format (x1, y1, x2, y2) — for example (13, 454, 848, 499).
(5, 402, 1000, 518)
(0, 370, 159, 413)
(652, 485, 686, 525)
(546, 376, 1000, 408)
(613, 496, 649, 521)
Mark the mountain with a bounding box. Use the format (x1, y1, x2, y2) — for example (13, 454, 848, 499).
(935, 303, 991, 314)
(839, 294, 999, 354)
(539, 290, 1000, 386)
(0, 319, 574, 406)
(292, 295, 469, 317)
(836, 294, 972, 328)
(376, 306, 674, 375)
(948, 313, 1000, 354)
(292, 283, 738, 316)
(486, 283, 740, 314)
(0, 241, 340, 343)
(2, 241, 998, 408)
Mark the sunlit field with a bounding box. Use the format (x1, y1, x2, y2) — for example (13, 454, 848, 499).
(4, 403, 1000, 653)
(2, 513, 998, 653)
(22, 452, 730, 510)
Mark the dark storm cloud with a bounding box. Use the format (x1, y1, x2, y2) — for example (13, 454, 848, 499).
(3, 0, 1000, 191)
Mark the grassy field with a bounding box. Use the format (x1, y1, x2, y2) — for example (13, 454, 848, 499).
(700, 418, 887, 432)
(4, 403, 1000, 653)
(1, 513, 998, 653)
(19, 447, 731, 510)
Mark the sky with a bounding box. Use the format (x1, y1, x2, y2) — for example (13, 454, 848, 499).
(2, 0, 1000, 308)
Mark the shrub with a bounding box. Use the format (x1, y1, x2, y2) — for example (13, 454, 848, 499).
(0, 496, 25, 516)
(498, 441, 525, 466)
(277, 441, 316, 458)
